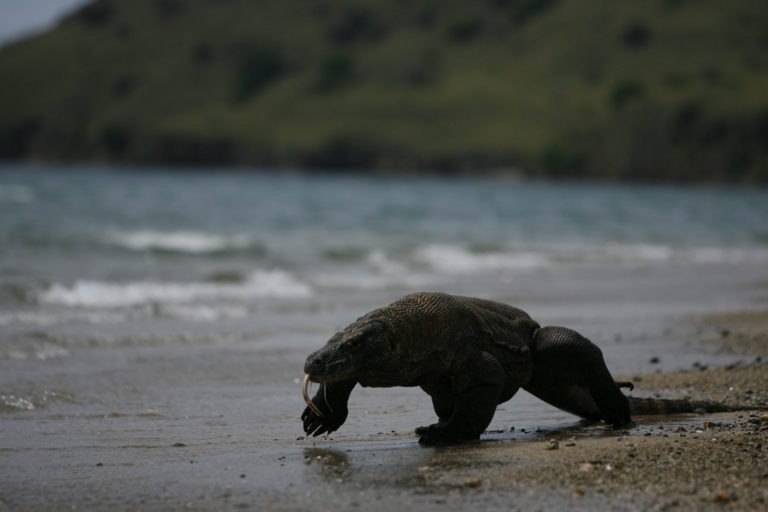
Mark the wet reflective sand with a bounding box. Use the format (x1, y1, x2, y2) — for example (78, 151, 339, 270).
(2, 261, 767, 510)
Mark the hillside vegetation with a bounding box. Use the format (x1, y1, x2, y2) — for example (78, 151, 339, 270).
(1, 0, 767, 181)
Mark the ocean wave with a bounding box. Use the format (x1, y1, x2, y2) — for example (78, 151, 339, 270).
(415, 244, 550, 273)
(0, 343, 70, 361)
(687, 247, 768, 264)
(322, 247, 369, 262)
(311, 249, 431, 290)
(39, 269, 312, 308)
(0, 304, 249, 327)
(158, 304, 250, 321)
(366, 249, 409, 274)
(0, 394, 36, 411)
(107, 230, 262, 254)
(0, 310, 130, 327)
(412, 242, 768, 273)
(0, 184, 35, 203)
(310, 272, 434, 291)
(575, 244, 768, 265)
(0, 390, 71, 413)
(580, 243, 675, 263)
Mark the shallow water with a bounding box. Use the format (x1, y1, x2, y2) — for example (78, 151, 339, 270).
(1, 164, 767, 509)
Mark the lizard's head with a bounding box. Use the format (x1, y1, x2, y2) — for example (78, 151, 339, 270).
(303, 317, 397, 384)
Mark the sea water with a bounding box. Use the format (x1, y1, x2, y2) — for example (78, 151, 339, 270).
(1, 164, 768, 415)
(3, 165, 767, 305)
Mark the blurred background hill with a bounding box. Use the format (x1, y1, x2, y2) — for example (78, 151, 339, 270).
(1, 0, 767, 182)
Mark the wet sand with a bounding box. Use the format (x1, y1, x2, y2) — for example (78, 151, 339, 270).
(461, 310, 768, 511)
(1, 266, 768, 511)
(294, 330, 768, 512)
(468, 360, 768, 512)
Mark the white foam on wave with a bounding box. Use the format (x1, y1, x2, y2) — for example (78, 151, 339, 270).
(592, 243, 675, 262)
(311, 249, 434, 291)
(0, 394, 35, 411)
(0, 310, 129, 327)
(0, 391, 69, 411)
(415, 244, 549, 273)
(411, 242, 768, 274)
(108, 230, 253, 253)
(687, 247, 768, 264)
(0, 305, 248, 327)
(569, 243, 768, 265)
(2, 344, 70, 361)
(311, 272, 434, 291)
(366, 249, 408, 274)
(40, 269, 312, 308)
(160, 304, 250, 321)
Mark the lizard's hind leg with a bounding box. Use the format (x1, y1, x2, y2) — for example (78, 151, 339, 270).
(523, 326, 631, 427)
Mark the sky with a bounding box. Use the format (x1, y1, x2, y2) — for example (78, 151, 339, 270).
(0, 0, 88, 46)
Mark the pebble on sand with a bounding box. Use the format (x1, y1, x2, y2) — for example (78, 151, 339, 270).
(713, 491, 731, 504)
(463, 477, 482, 488)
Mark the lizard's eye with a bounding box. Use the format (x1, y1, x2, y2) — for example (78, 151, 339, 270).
(342, 336, 362, 348)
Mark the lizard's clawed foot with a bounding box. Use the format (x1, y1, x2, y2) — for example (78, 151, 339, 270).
(415, 422, 443, 437)
(301, 400, 347, 437)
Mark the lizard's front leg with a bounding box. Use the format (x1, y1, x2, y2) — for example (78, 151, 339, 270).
(416, 380, 454, 436)
(418, 351, 506, 446)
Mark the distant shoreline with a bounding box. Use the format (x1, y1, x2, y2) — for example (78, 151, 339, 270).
(3, 159, 767, 186)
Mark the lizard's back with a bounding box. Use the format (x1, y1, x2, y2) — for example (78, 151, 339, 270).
(378, 292, 539, 369)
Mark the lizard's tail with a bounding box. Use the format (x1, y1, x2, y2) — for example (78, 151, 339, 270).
(628, 397, 742, 415)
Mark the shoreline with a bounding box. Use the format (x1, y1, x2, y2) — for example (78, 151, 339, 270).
(5, 160, 768, 187)
(1, 305, 767, 510)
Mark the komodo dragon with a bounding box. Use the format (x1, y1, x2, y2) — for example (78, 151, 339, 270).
(301, 292, 739, 445)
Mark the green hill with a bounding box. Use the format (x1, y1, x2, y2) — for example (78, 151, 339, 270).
(1, 0, 767, 181)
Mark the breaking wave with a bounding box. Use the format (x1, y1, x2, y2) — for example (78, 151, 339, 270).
(107, 230, 261, 254)
(24, 244, 768, 310)
(0, 390, 72, 412)
(415, 244, 550, 273)
(414, 242, 768, 272)
(39, 269, 312, 308)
